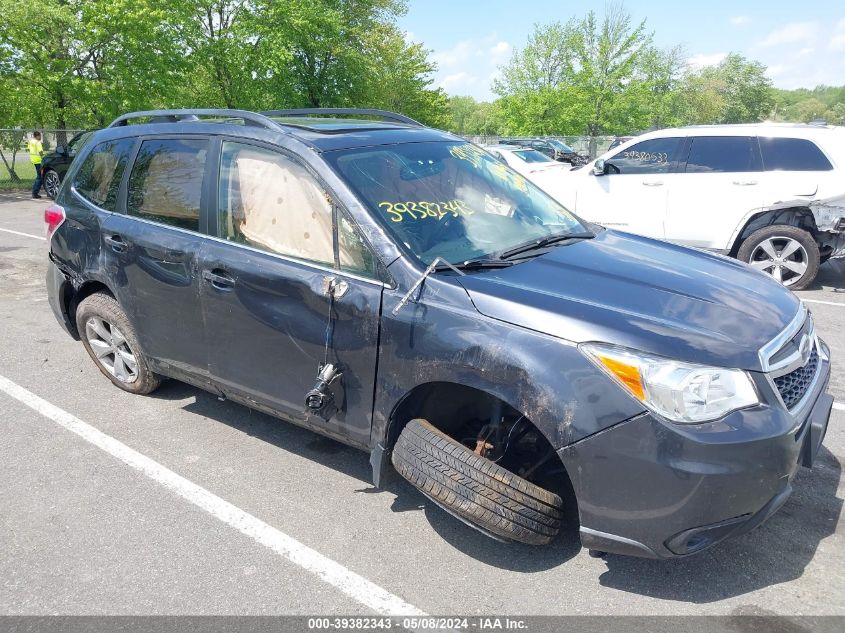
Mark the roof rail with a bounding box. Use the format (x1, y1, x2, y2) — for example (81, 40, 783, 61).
(260, 108, 424, 128)
(107, 109, 284, 131)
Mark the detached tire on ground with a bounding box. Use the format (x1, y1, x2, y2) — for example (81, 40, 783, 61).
(76, 292, 162, 395)
(737, 225, 820, 291)
(392, 418, 563, 545)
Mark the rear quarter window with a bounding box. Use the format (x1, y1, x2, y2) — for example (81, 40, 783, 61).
(759, 137, 833, 171)
(72, 137, 135, 211)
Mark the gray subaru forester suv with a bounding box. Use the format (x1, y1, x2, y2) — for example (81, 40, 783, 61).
(45, 109, 832, 558)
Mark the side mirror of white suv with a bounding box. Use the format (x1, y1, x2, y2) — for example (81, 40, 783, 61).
(592, 159, 606, 177)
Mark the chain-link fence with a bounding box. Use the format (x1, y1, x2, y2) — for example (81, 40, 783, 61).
(0, 129, 86, 191)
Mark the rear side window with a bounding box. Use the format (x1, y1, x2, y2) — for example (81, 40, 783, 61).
(760, 137, 833, 171)
(127, 138, 208, 231)
(685, 136, 761, 173)
(604, 137, 683, 175)
(72, 138, 135, 211)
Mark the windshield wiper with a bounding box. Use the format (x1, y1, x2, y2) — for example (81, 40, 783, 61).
(393, 257, 512, 316)
(499, 232, 594, 260)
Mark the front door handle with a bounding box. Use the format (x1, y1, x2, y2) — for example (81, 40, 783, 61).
(321, 276, 349, 298)
(104, 234, 127, 252)
(732, 180, 758, 186)
(202, 268, 236, 291)
(642, 181, 664, 187)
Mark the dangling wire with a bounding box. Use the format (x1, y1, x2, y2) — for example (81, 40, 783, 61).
(322, 283, 335, 371)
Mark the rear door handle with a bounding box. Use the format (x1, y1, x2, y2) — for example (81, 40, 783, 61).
(202, 268, 236, 291)
(732, 180, 758, 186)
(104, 234, 127, 252)
(642, 181, 664, 187)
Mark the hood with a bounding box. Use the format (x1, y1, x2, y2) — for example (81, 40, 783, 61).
(458, 230, 802, 371)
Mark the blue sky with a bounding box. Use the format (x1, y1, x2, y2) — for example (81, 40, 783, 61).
(398, 0, 845, 100)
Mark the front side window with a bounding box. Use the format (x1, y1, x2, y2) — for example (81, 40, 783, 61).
(68, 131, 94, 156)
(685, 136, 761, 173)
(760, 137, 833, 171)
(326, 142, 588, 265)
(127, 138, 208, 231)
(604, 137, 682, 175)
(218, 142, 335, 266)
(72, 137, 135, 211)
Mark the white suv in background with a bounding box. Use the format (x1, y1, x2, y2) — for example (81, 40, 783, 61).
(560, 124, 845, 289)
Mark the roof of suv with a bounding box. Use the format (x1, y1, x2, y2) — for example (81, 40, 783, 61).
(104, 108, 462, 152)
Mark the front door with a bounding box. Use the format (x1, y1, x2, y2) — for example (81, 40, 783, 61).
(200, 140, 383, 446)
(575, 136, 683, 240)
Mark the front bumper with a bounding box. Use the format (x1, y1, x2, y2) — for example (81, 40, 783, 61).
(560, 344, 832, 558)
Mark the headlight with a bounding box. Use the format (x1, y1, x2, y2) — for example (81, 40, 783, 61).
(581, 343, 759, 423)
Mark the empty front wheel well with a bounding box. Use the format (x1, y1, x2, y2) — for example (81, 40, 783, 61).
(731, 207, 817, 256)
(386, 382, 576, 509)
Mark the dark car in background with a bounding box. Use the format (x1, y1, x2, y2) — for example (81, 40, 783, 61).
(500, 137, 586, 166)
(40, 130, 95, 199)
(45, 108, 832, 559)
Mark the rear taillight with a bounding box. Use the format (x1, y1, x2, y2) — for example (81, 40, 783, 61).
(44, 204, 66, 242)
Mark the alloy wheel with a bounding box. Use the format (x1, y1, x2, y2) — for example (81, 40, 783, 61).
(44, 171, 61, 199)
(748, 236, 809, 287)
(85, 317, 139, 383)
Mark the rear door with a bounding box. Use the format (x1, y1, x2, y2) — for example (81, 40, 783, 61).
(100, 136, 212, 384)
(199, 140, 384, 446)
(757, 136, 835, 201)
(575, 136, 683, 240)
(665, 136, 763, 250)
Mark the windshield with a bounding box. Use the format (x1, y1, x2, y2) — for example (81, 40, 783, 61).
(548, 139, 574, 153)
(326, 142, 588, 265)
(512, 149, 555, 164)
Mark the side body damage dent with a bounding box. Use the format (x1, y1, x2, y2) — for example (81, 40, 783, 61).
(370, 270, 645, 455)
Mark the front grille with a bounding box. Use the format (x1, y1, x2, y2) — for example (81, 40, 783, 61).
(773, 348, 819, 410)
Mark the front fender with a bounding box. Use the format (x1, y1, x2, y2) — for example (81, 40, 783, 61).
(371, 276, 645, 452)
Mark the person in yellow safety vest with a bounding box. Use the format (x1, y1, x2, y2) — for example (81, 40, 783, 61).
(27, 131, 44, 199)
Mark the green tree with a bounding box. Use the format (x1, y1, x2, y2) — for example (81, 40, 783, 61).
(683, 53, 773, 124)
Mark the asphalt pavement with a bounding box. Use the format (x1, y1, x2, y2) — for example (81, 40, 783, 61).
(1, 193, 843, 616)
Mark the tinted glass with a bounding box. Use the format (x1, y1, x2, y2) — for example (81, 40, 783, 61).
(127, 138, 208, 231)
(548, 139, 574, 153)
(685, 136, 761, 173)
(338, 212, 378, 277)
(760, 137, 833, 171)
(217, 142, 334, 266)
(68, 131, 94, 155)
(513, 149, 554, 163)
(72, 137, 135, 211)
(605, 137, 682, 175)
(327, 142, 588, 265)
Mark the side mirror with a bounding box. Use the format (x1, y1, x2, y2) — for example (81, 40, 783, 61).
(56, 145, 67, 156)
(592, 159, 606, 176)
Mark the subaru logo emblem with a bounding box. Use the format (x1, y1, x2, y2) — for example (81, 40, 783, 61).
(799, 335, 812, 366)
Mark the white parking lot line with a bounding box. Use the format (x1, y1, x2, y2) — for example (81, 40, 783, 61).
(0, 373, 425, 617)
(834, 403, 845, 412)
(0, 227, 45, 241)
(803, 298, 845, 307)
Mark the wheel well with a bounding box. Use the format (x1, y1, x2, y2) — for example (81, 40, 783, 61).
(386, 382, 576, 508)
(66, 281, 113, 338)
(730, 207, 818, 256)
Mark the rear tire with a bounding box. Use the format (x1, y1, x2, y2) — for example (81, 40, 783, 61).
(76, 292, 162, 395)
(392, 418, 563, 545)
(737, 225, 819, 291)
(44, 169, 61, 199)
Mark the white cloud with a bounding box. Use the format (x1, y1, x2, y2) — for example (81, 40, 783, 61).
(403, 30, 416, 45)
(830, 18, 845, 52)
(730, 16, 751, 27)
(757, 22, 818, 48)
(686, 52, 727, 70)
(430, 34, 511, 100)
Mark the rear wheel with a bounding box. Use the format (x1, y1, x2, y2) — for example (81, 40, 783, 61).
(44, 169, 61, 199)
(75, 292, 162, 394)
(392, 418, 563, 545)
(737, 225, 819, 290)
